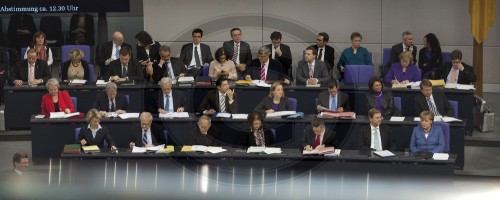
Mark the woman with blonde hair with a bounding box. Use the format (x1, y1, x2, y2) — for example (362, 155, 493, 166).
(253, 82, 292, 115)
(61, 48, 91, 82)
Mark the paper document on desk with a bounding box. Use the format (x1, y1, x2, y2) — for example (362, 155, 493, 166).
(252, 80, 271, 87)
(157, 145, 175, 153)
(247, 146, 266, 153)
(390, 116, 405, 122)
(132, 147, 146, 153)
(306, 83, 320, 87)
(49, 112, 80, 118)
(82, 145, 100, 153)
(118, 113, 140, 119)
(206, 146, 227, 154)
(216, 112, 231, 118)
(445, 83, 475, 90)
(159, 112, 189, 118)
(324, 149, 342, 156)
(263, 147, 282, 154)
(231, 114, 248, 119)
(373, 150, 395, 157)
(96, 80, 108, 86)
(191, 145, 208, 152)
(107, 112, 118, 118)
(432, 153, 449, 160)
(70, 79, 87, 84)
(303, 147, 335, 155)
(441, 117, 462, 122)
(266, 111, 296, 118)
(414, 117, 421, 121)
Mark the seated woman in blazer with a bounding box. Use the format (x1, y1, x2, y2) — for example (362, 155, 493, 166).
(365, 76, 399, 117)
(410, 111, 445, 153)
(61, 48, 91, 82)
(41, 78, 75, 115)
(253, 82, 292, 115)
(240, 112, 275, 147)
(77, 108, 117, 151)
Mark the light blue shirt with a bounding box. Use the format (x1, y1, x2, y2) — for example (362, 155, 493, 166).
(164, 92, 174, 112)
(87, 123, 103, 138)
(329, 95, 338, 110)
(446, 67, 461, 84)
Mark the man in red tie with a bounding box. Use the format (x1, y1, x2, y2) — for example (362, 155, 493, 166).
(301, 117, 339, 151)
(246, 46, 290, 84)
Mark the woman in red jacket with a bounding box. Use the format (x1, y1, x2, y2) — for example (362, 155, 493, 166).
(41, 78, 75, 115)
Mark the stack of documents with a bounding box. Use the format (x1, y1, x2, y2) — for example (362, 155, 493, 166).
(252, 80, 271, 87)
(215, 113, 231, 118)
(390, 116, 405, 122)
(96, 80, 108, 86)
(118, 113, 140, 119)
(159, 112, 189, 118)
(82, 145, 100, 153)
(49, 112, 80, 119)
(318, 112, 356, 119)
(445, 83, 475, 90)
(69, 79, 87, 85)
(432, 153, 449, 160)
(231, 114, 248, 119)
(247, 146, 282, 154)
(132, 144, 165, 153)
(303, 147, 335, 155)
(178, 76, 195, 86)
(266, 111, 297, 118)
(180, 145, 227, 154)
(373, 150, 396, 157)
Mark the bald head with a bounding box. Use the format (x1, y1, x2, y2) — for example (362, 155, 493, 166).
(112, 31, 124, 45)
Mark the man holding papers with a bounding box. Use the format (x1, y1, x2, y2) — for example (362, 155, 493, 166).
(92, 82, 128, 117)
(199, 77, 237, 115)
(189, 116, 221, 146)
(129, 112, 166, 148)
(302, 118, 339, 150)
(152, 77, 187, 114)
(316, 79, 351, 112)
(358, 108, 396, 151)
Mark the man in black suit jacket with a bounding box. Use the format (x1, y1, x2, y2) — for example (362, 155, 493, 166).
(104, 46, 143, 82)
(151, 77, 188, 114)
(414, 79, 454, 117)
(302, 118, 339, 150)
(9, 49, 51, 86)
(358, 108, 396, 151)
(180, 28, 213, 75)
(246, 46, 290, 84)
(266, 31, 292, 80)
(10, 152, 29, 177)
(92, 82, 129, 117)
(317, 79, 351, 112)
(296, 47, 331, 85)
(97, 31, 132, 78)
(190, 116, 221, 146)
(129, 112, 166, 148)
(440, 50, 477, 85)
(7, 13, 37, 48)
(310, 32, 335, 75)
(198, 78, 238, 114)
(146, 45, 187, 84)
(386, 31, 417, 75)
(223, 28, 252, 68)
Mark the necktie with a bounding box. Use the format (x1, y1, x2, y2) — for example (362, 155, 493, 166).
(318, 48, 323, 61)
(232, 44, 239, 63)
(28, 64, 35, 83)
(373, 128, 381, 150)
(260, 63, 266, 80)
(115, 45, 120, 59)
(122, 64, 128, 77)
(194, 46, 201, 68)
(220, 94, 226, 112)
(110, 99, 116, 112)
(308, 64, 314, 77)
(142, 130, 148, 147)
(426, 97, 440, 116)
(330, 95, 337, 110)
(314, 134, 321, 148)
(451, 68, 458, 83)
(256, 129, 265, 147)
(165, 95, 171, 112)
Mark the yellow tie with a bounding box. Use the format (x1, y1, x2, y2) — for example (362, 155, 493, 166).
(451, 68, 458, 83)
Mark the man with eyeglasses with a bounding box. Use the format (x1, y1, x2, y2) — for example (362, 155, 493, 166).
(440, 49, 477, 85)
(129, 112, 166, 148)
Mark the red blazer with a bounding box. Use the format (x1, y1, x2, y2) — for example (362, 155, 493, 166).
(41, 91, 75, 115)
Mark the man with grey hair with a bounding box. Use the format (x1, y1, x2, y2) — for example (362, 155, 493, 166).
(92, 82, 128, 117)
(189, 115, 221, 146)
(145, 45, 186, 83)
(98, 31, 132, 78)
(386, 31, 418, 73)
(246, 46, 290, 84)
(150, 77, 188, 114)
(129, 112, 166, 148)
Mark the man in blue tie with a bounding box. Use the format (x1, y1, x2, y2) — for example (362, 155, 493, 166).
(129, 112, 166, 148)
(316, 79, 351, 112)
(154, 77, 188, 114)
(145, 45, 187, 84)
(358, 108, 396, 151)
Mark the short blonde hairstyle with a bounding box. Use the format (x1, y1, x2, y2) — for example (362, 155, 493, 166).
(45, 78, 59, 88)
(86, 108, 102, 122)
(69, 48, 84, 61)
(399, 51, 413, 63)
(419, 110, 434, 122)
(268, 82, 284, 98)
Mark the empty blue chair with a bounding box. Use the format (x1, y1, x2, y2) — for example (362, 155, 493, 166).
(70, 97, 77, 112)
(344, 65, 374, 85)
(125, 95, 130, 104)
(393, 97, 401, 114)
(442, 52, 451, 64)
(433, 121, 450, 153)
(202, 65, 209, 76)
(20, 47, 27, 59)
(448, 100, 458, 118)
(62, 45, 91, 63)
(383, 48, 391, 67)
(288, 97, 297, 111)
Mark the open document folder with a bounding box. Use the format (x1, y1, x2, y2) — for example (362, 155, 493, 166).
(132, 144, 165, 153)
(49, 112, 80, 118)
(247, 146, 282, 154)
(180, 145, 227, 154)
(159, 112, 189, 118)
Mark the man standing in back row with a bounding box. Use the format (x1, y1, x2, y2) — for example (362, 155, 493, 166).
(223, 28, 252, 72)
(310, 32, 335, 76)
(266, 31, 292, 80)
(180, 28, 213, 76)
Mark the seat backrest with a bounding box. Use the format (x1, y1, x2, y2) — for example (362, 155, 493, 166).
(288, 97, 297, 111)
(383, 48, 391, 67)
(125, 95, 130, 104)
(448, 100, 458, 118)
(344, 65, 374, 84)
(40, 16, 62, 46)
(393, 96, 402, 114)
(61, 45, 91, 63)
(75, 127, 107, 148)
(88, 64, 95, 81)
(21, 47, 27, 59)
(202, 65, 209, 76)
(442, 52, 451, 63)
(164, 129, 168, 145)
(433, 121, 450, 153)
(70, 97, 77, 112)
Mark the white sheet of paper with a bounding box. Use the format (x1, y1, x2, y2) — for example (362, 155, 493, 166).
(191, 145, 208, 152)
(252, 80, 271, 87)
(96, 80, 108, 85)
(107, 112, 118, 118)
(414, 117, 421, 121)
(324, 149, 342, 156)
(390, 116, 405, 122)
(132, 147, 146, 153)
(159, 112, 189, 118)
(266, 111, 297, 118)
(64, 112, 80, 118)
(216, 113, 231, 118)
(71, 79, 87, 84)
(206, 147, 226, 154)
(374, 150, 395, 157)
(442, 117, 462, 122)
(49, 112, 65, 118)
(456, 84, 475, 90)
(432, 153, 449, 160)
(35, 114, 45, 119)
(178, 76, 194, 82)
(118, 113, 140, 119)
(247, 146, 266, 153)
(263, 147, 282, 154)
(232, 114, 248, 119)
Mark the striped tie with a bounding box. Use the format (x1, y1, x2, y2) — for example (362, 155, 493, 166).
(308, 64, 314, 77)
(142, 130, 148, 147)
(28, 64, 35, 83)
(373, 128, 381, 150)
(220, 94, 226, 112)
(232, 44, 239, 63)
(427, 97, 440, 116)
(260, 63, 266, 80)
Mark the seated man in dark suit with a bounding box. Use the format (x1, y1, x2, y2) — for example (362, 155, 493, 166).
(440, 50, 477, 85)
(198, 78, 238, 115)
(302, 118, 339, 150)
(296, 46, 331, 85)
(358, 108, 396, 151)
(104, 46, 143, 82)
(152, 77, 188, 114)
(9, 48, 51, 86)
(92, 82, 129, 117)
(316, 79, 351, 112)
(145, 45, 187, 84)
(386, 31, 417, 75)
(246, 46, 290, 84)
(180, 28, 213, 76)
(129, 112, 166, 148)
(414, 79, 454, 117)
(266, 31, 292, 80)
(223, 28, 252, 72)
(189, 115, 221, 146)
(97, 31, 132, 78)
